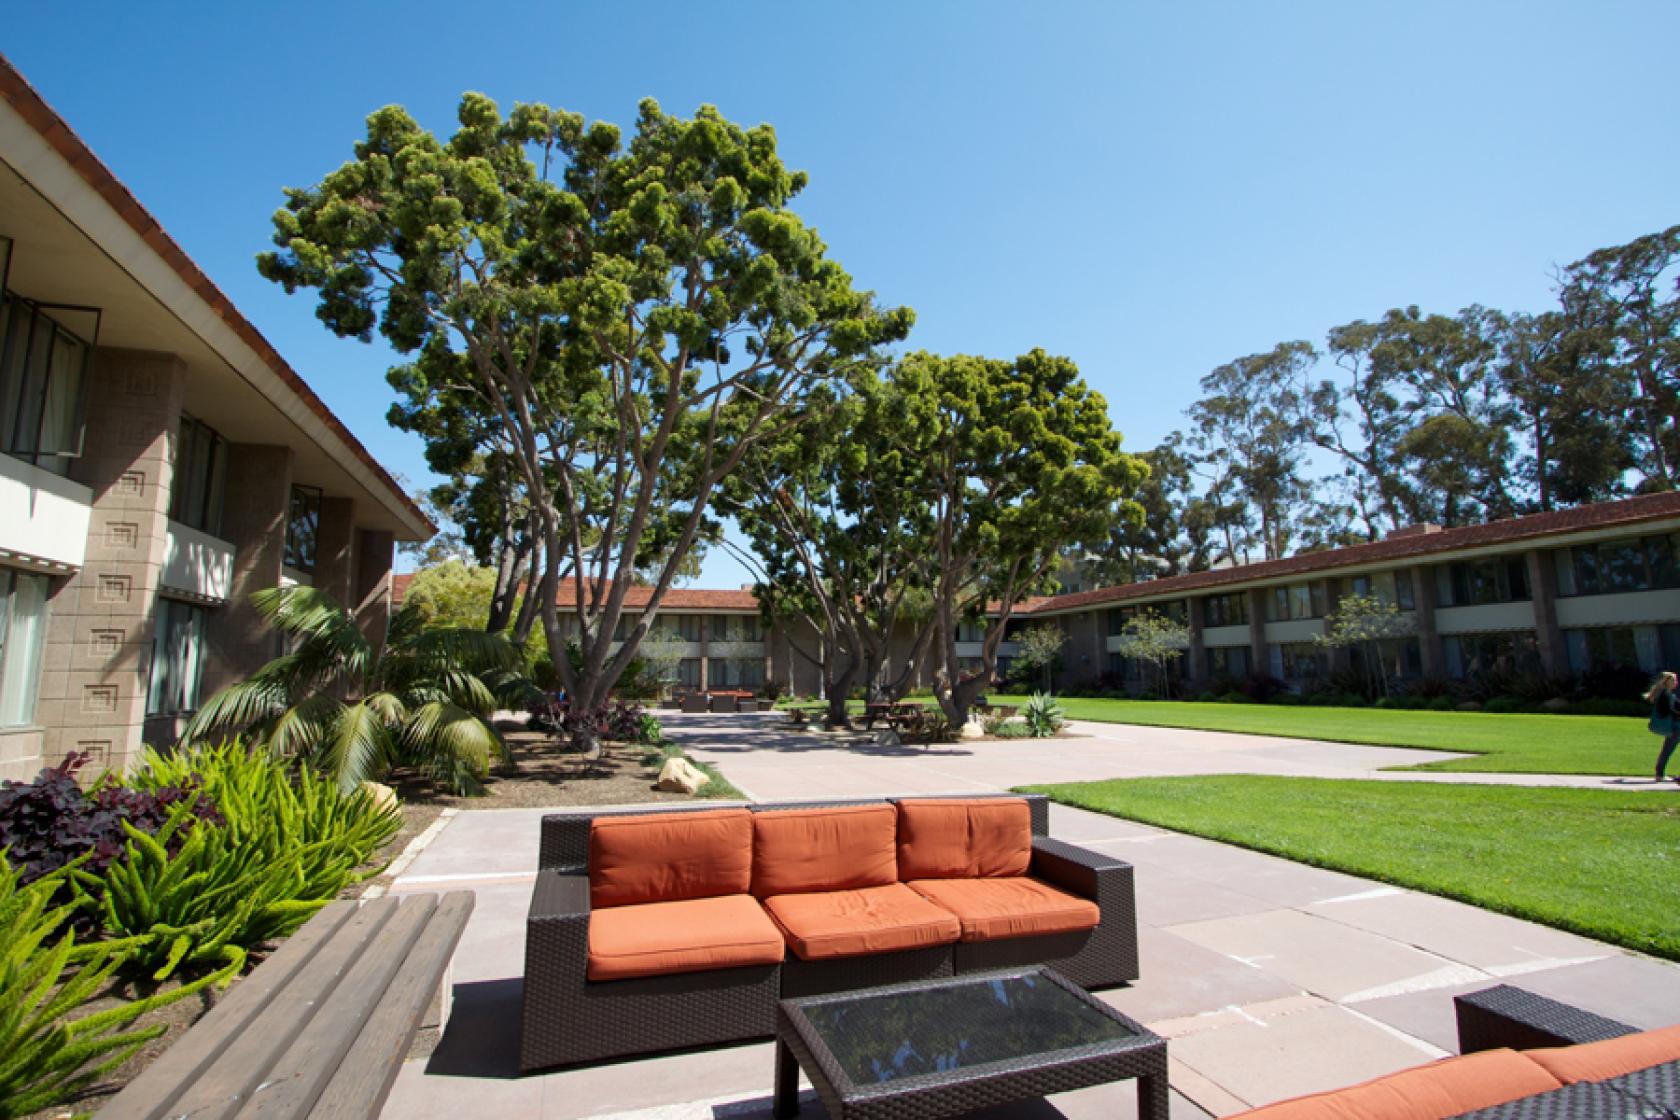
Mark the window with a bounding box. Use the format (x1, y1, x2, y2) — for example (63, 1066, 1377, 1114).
(1203, 592, 1248, 628)
(1206, 645, 1249, 680)
(0, 292, 94, 478)
(659, 614, 702, 642)
(285, 485, 323, 572)
(707, 657, 764, 689)
(1274, 642, 1326, 681)
(0, 569, 48, 727)
(676, 658, 702, 687)
(957, 619, 987, 643)
(1443, 632, 1540, 677)
(170, 414, 228, 534)
(1338, 571, 1415, 611)
(1563, 625, 1677, 675)
(708, 615, 761, 643)
(1437, 558, 1529, 607)
(1556, 535, 1680, 597)
(148, 599, 207, 716)
(1269, 582, 1326, 621)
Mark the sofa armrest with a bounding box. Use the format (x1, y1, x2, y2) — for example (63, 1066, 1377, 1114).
(538, 813, 596, 871)
(1455, 985, 1639, 1054)
(529, 868, 591, 920)
(1030, 836, 1131, 900)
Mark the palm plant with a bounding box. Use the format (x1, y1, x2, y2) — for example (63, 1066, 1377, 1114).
(184, 587, 533, 795)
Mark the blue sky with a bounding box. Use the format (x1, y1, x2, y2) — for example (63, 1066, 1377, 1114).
(7, 2, 1677, 584)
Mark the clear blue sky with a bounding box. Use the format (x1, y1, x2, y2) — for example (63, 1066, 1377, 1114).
(8, 2, 1677, 584)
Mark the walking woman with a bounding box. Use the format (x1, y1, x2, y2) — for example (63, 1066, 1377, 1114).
(1648, 672, 1680, 783)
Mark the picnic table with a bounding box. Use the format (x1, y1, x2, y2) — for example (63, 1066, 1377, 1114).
(862, 702, 929, 733)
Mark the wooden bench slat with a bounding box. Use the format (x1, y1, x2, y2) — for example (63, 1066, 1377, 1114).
(309, 892, 475, 1120)
(96, 901, 360, 1120)
(157, 896, 404, 1120)
(232, 895, 439, 1120)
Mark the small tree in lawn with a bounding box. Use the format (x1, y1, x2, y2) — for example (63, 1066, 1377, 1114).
(637, 627, 689, 701)
(1315, 593, 1416, 698)
(1013, 625, 1068, 693)
(1113, 611, 1190, 697)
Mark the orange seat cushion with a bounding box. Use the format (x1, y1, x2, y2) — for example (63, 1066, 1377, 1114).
(587, 894, 785, 981)
(907, 876, 1100, 942)
(751, 803, 898, 898)
(589, 808, 753, 909)
(763, 883, 961, 961)
(1231, 1049, 1562, 1120)
(896, 798, 1032, 879)
(1525, 1024, 1680, 1084)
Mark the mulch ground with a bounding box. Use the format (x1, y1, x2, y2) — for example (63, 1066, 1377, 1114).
(29, 726, 697, 1119)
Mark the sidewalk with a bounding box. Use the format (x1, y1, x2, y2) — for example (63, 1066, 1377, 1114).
(376, 714, 1680, 1118)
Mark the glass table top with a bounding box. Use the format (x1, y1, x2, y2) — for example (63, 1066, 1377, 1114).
(795, 970, 1140, 1087)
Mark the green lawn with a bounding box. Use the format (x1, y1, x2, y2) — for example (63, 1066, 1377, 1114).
(992, 695, 1657, 776)
(1021, 776, 1680, 960)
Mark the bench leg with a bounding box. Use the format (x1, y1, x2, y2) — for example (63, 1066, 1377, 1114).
(773, 1037, 800, 1118)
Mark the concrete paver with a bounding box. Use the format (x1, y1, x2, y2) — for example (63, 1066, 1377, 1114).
(377, 711, 1680, 1119)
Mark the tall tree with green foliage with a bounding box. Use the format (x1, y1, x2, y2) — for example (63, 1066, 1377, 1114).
(260, 94, 910, 750)
(893, 349, 1144, 727)
(1188, 341, 1316, 559)
(1314, 592, 1416, 698)
(1012, 625, 1068, 692)
(1112, 610, 1191, 697)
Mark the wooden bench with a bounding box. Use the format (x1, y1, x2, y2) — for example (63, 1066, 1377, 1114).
(97, 891, 474, 1120)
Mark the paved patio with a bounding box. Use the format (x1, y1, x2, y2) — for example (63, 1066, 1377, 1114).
(379, 713, 1680, 1119)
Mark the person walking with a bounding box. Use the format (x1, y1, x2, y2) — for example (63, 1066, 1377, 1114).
(1647, 672, 1680, 783)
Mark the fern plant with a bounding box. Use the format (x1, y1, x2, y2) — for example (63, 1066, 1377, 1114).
(184, 586, 533, 794)
(1022, 692, 1066, 738)
(0, 857, 237, 1119)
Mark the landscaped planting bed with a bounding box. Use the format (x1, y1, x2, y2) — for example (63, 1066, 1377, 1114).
(1022, 775, 1680, 960)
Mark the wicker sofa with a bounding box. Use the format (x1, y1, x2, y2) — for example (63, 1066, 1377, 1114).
(518, 793, 1139, 1071)
(1229, 984, 1680, 1118)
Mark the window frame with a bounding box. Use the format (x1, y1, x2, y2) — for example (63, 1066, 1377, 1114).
(0, 292, 97, 475)
(284, 484, 324, 573)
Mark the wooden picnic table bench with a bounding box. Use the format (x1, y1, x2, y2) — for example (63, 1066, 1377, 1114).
(96, 891, 473, 1120)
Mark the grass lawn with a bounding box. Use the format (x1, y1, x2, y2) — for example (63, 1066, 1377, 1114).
(993, 695, 1657, 777)
(1021, 776, 1680, 960)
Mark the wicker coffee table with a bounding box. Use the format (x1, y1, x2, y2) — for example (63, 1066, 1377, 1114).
(772, 965, 1168, 1120)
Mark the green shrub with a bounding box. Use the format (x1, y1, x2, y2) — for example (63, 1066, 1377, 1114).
(1217, 691, 1249, 704)
(92, 743, 399, 978)
(1023, 693, 1066, 737)
(1305, 692, 1338, 707)
(992, 721, 1032, 739)
(1483, 696, 1524, 714)
(1427, 696, 1456, 711)
(1568, 698, 1646, 718)
(1195, 690, 1220, 702)
(0, 857, 238, 1119)
(1270, 692, 1303, 706)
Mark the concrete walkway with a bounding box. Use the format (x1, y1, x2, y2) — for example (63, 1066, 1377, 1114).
(378, 713, 1680, 1119)
(675, 711, 1672, 799)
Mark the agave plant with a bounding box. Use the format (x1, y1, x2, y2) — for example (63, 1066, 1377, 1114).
(184, 586, 533, 795)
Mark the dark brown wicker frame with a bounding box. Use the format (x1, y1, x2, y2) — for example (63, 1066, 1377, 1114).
(520, 794, 1139, 1070)
(772, 967, 1169, 1120)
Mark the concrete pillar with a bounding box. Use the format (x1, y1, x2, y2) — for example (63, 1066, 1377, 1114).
(1526, 549, 1565, 675)
(314, 496, 356, 608)
(42, 348, 184, 773)
(698, 615, 711, 692)
(1185, 598, 1206, 689)
(201, 444, 292, 698)
(1246, 588, 1269, 678)
(1412, 564, 1444, 678)
(353, 528, 394, 647)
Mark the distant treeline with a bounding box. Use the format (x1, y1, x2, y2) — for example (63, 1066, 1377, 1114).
(1097, 224, 1680, 581)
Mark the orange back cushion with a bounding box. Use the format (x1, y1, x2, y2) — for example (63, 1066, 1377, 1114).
(1232, 1049, 1561, 1120)
(897, 798, 1032, 879)
(589, 808, 753, 908)
(752, 803, 898, 897)
(1525, 1024, 1680, 1084)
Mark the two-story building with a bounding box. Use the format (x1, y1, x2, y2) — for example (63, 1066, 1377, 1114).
(0, 56, 430, 781)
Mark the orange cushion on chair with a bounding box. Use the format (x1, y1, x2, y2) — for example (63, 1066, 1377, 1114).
(1230, 1049, 1562, 1120)
(1524, 1024, 1680, 1084)
(589, 808, 753, 909)
(587, 894, 785, 981)
(907, 876, 1099, 942)
(763, 883, 961, 960)
(751, 803, 899, 898)
(896, 798, 1032, 879)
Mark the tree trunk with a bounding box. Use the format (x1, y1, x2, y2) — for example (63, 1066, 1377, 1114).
(510, 537, 542, 647)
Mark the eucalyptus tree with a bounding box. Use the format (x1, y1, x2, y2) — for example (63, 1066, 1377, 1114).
(896, 349, 1144, 728)
(260, 95, 910, 747)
